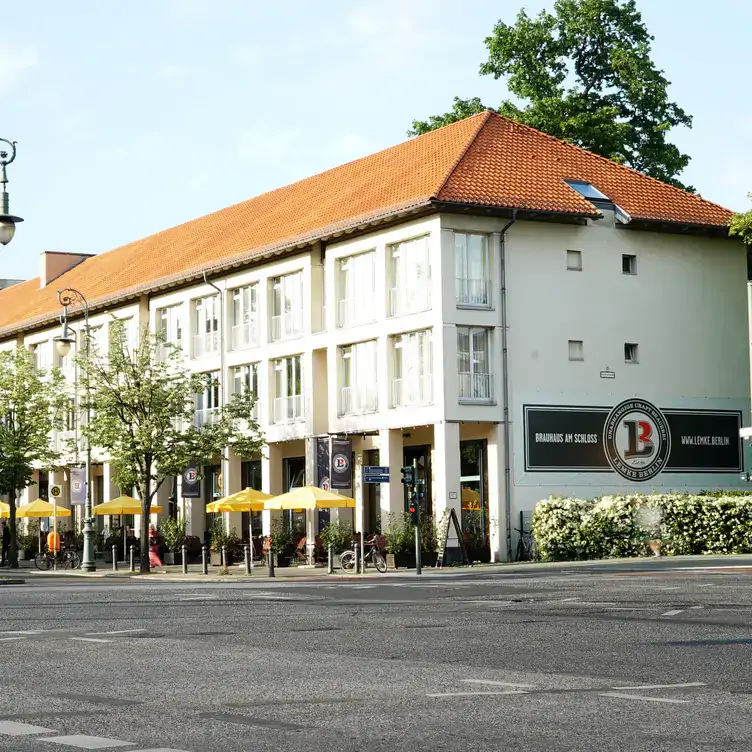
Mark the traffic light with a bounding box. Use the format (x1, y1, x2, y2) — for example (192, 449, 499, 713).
(400, 466, 415, 487)
(408, 491, 419, 524)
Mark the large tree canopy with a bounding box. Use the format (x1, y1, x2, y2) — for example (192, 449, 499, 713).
(409, 0, 694, 190)
(730, 195, 752, 245)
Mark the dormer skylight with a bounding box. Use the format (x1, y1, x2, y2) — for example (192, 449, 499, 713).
(564, 179, 610, 201)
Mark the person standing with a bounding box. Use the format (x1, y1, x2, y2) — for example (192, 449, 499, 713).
(1, 522, 10, 566)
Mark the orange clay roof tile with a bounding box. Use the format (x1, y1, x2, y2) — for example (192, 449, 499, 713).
(0, 111, 733, 335)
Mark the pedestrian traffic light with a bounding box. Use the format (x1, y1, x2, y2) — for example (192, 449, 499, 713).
(408, 492, 419, 524)
(401, 466, 415, 487)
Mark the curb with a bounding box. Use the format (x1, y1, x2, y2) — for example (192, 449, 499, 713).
(0, 578, 25, 585)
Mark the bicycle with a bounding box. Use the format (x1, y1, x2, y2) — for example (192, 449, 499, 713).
(339, 535, 387, 573)
(34, 547, 81, 571)
(514, 527, 538, 562)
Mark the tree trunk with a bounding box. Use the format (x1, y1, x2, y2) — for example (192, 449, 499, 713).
(7, 488, 18, 569)
(140, 469, 151, 573)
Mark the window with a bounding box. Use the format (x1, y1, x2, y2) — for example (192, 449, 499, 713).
(231, 284, 259, 350)
(566, 250, 582, 271)
(622, 254, 637, 275)
(457, 327, 492, 402)
(273, 355, 303, 423)
(29, 341, 51, 372)
(624, 343, 639, 364)
(339, 340, 378, 415)
(455, 233, 490, 307)
(337, 251, 376, 328)
(193, 296, 220, 358)
(195, 371, 220, 426)
(87, 325, 105, 354)
(392, 329, 433, 407)
(564, 179, 610, 201)
(232, 363, 260, 420)
(388, 236, 431, 316)
(568, 340, 584, 361)
(108, 317, 137, 354)
(157, 305, 183, 359)
(271, 271, 303, 341)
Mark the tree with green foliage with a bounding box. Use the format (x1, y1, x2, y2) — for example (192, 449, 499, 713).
(79, 322, 264, 572)
(730, 195, 752, 245)
(409, 0, 694, 190)
(0, 348, 65, 568)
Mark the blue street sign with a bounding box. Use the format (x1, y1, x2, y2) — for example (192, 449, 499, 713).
(363, 466, 390, 483)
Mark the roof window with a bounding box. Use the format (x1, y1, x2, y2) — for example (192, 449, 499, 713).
(564, 180, 610, 201)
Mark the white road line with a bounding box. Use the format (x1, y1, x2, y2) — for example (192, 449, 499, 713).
(85, 629, 148, 636)
(247, 594, 295, 600)
(38, 734, 134, 748)
(613, 682, 706, 690)
(0, 720, 57, 735)
(0, 630, 43, 635)
(350, 585, 376, 589)
(462, 679, 536, 689)
(661, 609, 684, 617)
(599, 692, 690, 704)
(0, 636, 28, 642)
(689, 606, 704, 610)
(428, 691, 528, 698)
(129, 748, 192, 752)
(70, 637, 113, 644)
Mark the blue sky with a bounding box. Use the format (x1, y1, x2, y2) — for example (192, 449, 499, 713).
(2, 0, 750, 281)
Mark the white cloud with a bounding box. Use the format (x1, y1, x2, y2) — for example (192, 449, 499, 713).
(0, 42, 38, 93)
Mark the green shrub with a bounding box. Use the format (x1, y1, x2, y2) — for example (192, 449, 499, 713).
(532, 496, 592, 561)
(319, 521, 353, 554)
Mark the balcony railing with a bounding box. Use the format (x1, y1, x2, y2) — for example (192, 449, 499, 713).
(271, 310, 303, 341)
(455, 278, 490, 307)
(458, 372, 494, 403)
(194, 407, 220, 427)
(337, 298, 375, 329)
(388, 285, 431, 317)
(231, 321, 259, 351)
(391, 375, 433, 408)
(193, 331, 220, 359)
(339, 385, 378, 416)
(157, 340, 182, 362)
(273, 394, 303, 424)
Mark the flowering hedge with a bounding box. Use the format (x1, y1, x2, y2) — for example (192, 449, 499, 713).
(532, 494, 752, 561)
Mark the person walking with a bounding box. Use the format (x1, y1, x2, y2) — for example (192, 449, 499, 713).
(1, 522, 10, 566)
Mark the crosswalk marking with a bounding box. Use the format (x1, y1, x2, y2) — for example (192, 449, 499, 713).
(70, 637, 113, 644)
(0, 720, 56, 735)
(39, 735, 134, 748)
(129, 749, 192, 752)
(599, 692, 690, 704)
(462, 679, 536, 689)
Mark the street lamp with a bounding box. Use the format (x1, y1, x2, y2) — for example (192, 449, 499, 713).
(55, 288, 96, 572)
(0, 138, 23, 246)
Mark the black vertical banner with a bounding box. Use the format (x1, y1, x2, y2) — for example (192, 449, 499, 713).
(181, 465, 201, 498)
(315, 437, 330, 490)
(330, 438, 353, 489)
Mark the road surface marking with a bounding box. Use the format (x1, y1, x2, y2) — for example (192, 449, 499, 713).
(613, 682, 706, 690)
(689, 606, 704, 610)
(599, 692, 690, 704)
(661, 609, 684, 616)
(0, 636, 28, 642)
(70, 637, 113, 644)
(38, 735, 134, 748)
(0, 630, 43, 635)
(85, 629, 148, 636)
(350, 585, 376, 589)
(428, 691, 528, 698)
(463, 679, 536, 689)
(129, 749, 192, 752)
(0, 720, 57, 735)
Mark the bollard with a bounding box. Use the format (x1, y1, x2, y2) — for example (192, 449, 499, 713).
(182, 544, 188, 574)
(221, 546, 227, 569)
(129, 545, 135, 572)
(327, 542, 333, 575)
(244, 544, 251, 576)
(201, 545, 208, 575)
(353, 544, 359, 575)
(112, 545, 118, 572)
(268, 549, 275, 578)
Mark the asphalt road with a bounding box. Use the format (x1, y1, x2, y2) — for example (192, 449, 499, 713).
(2, 559, 752, 751)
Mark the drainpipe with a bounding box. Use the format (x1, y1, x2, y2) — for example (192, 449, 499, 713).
(499, 209, 517, 562)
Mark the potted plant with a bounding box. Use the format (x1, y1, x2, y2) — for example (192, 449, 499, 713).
(159, 517, 187, 565)
(269, 519, 294, 567)
(320, 521, 353, 563)
(384, 513, 414, 569)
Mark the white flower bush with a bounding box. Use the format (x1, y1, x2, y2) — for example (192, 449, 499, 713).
(532, 493, 752, 561)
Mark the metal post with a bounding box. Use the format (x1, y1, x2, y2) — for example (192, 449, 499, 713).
(201, 545, 208, 575)
(360, 532, 366, 575)
(414, 459, 422, 576)
(182, 544, 188, 574)
(244, 544, 251, 575)
(268, 546, 275, 578)
(221, 546, 226, 568)
(129, 545, 135, 572)
(354, 541, 359, 574)
(327, 542, 333, 574)
(111, 545, 117, 571)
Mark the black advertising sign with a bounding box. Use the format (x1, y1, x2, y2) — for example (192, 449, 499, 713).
(315, 437, 330, 490)
(181, 464, 201, 498)
(524, 399, 742, 481)
(330, 437, 353, 489)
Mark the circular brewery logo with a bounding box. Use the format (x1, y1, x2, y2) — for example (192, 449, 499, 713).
(603, 398, 671, 482)
(332, 453, 349, 472)
(183, 468, 198, 484)
(320, 477, 330, 491)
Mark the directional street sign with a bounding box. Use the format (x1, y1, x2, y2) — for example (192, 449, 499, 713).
(362, 466, 390, 483)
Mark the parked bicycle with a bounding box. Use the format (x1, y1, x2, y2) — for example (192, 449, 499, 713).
(34, 547, 81, 571)
(339, 535, 387, 573)
(515, 527, 538, 562)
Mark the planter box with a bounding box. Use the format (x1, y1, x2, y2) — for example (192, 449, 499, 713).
(388, 552, 437, 569)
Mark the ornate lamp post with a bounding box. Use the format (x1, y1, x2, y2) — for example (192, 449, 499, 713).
(54, 288, 96, 572)
(0, 138, 23, 246)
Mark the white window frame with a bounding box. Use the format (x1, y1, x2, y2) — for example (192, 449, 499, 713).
(457, 327, 493, 403)
(232, 362, 260, 420)
(339, 340, 378, 415)
(391, 329, 433, 407)
(624, 343, 639, 364)
(337, 251, 376, 328)
(566, 250, 583, 271)
(271, 271, 304, 341)
(195, 371, 220, 426)
(193, 295, 220, 358)
(272, 355, 303, 423)
(568, 340, 584, 361)
(622, 254, 637, 275)
(230, 284, 259, 351)
(388, 235, 431, 317)
(455, 232, 491, 307)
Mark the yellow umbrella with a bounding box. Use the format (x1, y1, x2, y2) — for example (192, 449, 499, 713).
(16, 499, 71, 518)
(206, 488, 272, 513)
(0, 501, 9, 519)
(461, 487, 481, 511)
(92, 496, 163, 515)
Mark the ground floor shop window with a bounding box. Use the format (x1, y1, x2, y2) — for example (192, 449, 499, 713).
(460, 440, 488, 554)
(283, 457, 306, 533)
(204, 464, 221, 543)
(241, 459, 263, 539)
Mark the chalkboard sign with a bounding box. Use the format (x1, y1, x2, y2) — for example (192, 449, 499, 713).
(436, 508, 468, 568)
